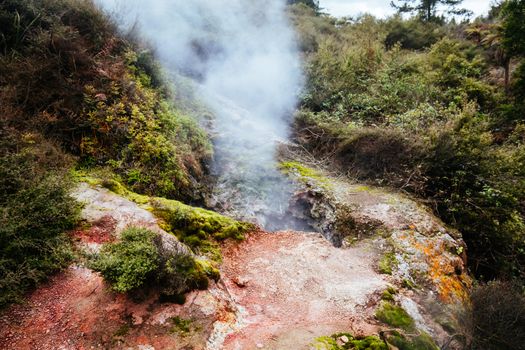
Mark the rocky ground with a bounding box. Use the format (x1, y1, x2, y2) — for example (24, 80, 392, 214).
(0, 169, 471, 349)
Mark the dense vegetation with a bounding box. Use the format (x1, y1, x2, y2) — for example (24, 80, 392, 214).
(0, 129, 79, 307)
(289, 2, 525, 285)
(0, 0, 211, 202)
(0, 0, 213, 306)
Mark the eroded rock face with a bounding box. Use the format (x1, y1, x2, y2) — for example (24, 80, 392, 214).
(72, 182, 191, 257)
(281, 165, 471, 347)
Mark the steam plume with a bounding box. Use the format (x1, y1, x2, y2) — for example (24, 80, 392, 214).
(96, 0, 304, 229)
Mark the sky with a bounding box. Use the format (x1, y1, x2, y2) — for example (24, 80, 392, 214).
(320, 0, 493, 18)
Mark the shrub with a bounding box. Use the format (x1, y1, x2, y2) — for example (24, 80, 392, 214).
(387, 331, 439, 350)
(384, 16, 443, 50)
(91, 227, 159, 293)
(0, 129, 79, 308)
(461, 281, 525, 350)
(91, 226, 219, 297)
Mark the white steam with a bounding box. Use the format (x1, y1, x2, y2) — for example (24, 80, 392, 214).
(96, 0, 305, 229)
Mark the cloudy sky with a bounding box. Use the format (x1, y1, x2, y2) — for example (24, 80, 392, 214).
(320, 0, 493, 18)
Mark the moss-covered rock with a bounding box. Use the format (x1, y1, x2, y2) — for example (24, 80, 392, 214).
(375, 301, 415, 330)
(387, 331, 439, 350)
(279, 161, 332, 190)
(312, 332, 388, 350)
(152, 197, 255, 262)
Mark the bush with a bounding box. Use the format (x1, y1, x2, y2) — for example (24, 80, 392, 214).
(0, 129, 79, 308)
(384, 16, 443, 50)
(91, 226, 219, 297)
(461, 281, 525, 350)
(91, 227, 159, 293)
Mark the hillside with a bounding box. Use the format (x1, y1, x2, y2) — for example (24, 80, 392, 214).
(1, 0, 525, 349)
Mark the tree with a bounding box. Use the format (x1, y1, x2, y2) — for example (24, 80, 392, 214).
(466, 23, 511, 92)
(501, 0, 525, 100)
(390, 0, 472, 22)
(501, 0, 525, 57)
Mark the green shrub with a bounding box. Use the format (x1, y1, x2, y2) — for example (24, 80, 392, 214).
(91, 226, 219, 297)
(0, 0, 212, 202)
(384, 16, 443, 50)
(387, 331, 439, 350)
(91, 227, 159, 293)
(0, 131, 79, 308)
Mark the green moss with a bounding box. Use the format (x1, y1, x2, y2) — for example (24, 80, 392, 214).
(169, 316, 192, 335)
(279, 161, 333, 190)
(152, 197, 254, 262)
(312, 332, 388, 350)
(387, 331, 439, 350)
(402, 278, 418, 289)
(114, 323, 131, 337)
(375, 302, 415, 330)
(381, 287, 397, 301)
(378, 252, 397, 275)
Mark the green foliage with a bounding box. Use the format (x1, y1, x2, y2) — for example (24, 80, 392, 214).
(391, 0, 472, 22)
(501, 0, 525, 57)
(384, 16, 444, 50)
(0, 0, 212, 202)
(82, 65, 212, 200)
(91, 226, 217, 296)
(287, 0, 320, 13)
(91, 227, 159, 293)
(0, 130, 79, 308)
(375, 302, 415, 330)
(292, 9, 525, 282)
(312, 333, 388, 350)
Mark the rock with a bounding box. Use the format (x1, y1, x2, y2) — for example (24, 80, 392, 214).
(232, 276, 250, 288)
